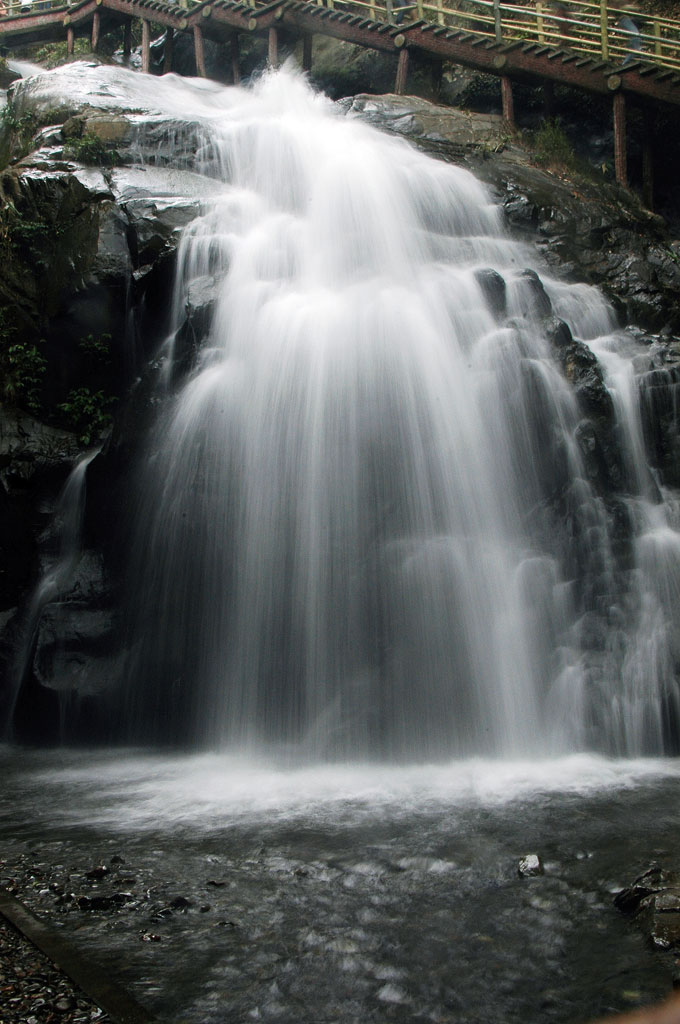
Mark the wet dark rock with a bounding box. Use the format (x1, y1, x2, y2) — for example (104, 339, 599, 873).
(171, 274, 219, 383)
(518, 854, 544, 878)
(85, 865, 110, 880)
(349, 95, 680, 336)
(516, 268, 552, 319)
(77, 894, 114, 911)
(542, 316, 622, 493)
(616, 866, 680, 950)
(474, 268, 506, 319)
(169, 896, 192, 910)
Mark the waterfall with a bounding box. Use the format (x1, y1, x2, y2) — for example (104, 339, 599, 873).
(5, 449, 99, 739)
(93, 68, 679, 758)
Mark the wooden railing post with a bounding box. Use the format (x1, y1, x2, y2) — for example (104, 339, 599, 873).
(600, 0, 609, 60)
(91, 8, 100, 52)
(268, 25, 278, 66)
(613, 90, 627, 186)
(652, 18, 662, 57)
(193, 23, 206, 76)
(231, 33, 241, 83)
(493, 0, 502, 42)
(141, 18, 151, 73)
(302, 32, 313, 71)
(536, 0, 545, 43)
(642, 120, 654, 210)
(163, 26, 174, 73)
(123, 17, 132, 59)
(501, 75, 514, 123)
(395, 46, 409, 93)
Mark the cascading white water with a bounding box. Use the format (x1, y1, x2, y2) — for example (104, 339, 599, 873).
(119, 66, 679, 759)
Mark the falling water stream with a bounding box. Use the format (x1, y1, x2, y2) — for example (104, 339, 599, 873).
(3, 64, 680, 1022)
(109, 67, 680, 759)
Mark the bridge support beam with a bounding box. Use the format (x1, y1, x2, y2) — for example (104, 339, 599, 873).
(431, 58, 443, 98)
(393, 47, 409, 95)
(501, 75, 514, 125)
(67, 25, 74, 56)
(543, 79, 554, 117)
(642, 122, 654, 209)
(613, 91, 627, 187)
(231, 34, 241, 84)
(163, 27, 174, 73)
(194, 24, 206, 77)
(123, 18, 132, 60)
(268, 27, 278, 68)
(302, 32, 313, 73)
(141, 19, 151, 74)
(91, 10, 101, 53)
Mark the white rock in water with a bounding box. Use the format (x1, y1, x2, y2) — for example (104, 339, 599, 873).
(518, 854, 544, 878)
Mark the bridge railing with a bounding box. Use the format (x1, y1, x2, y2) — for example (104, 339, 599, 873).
(289, 0, 680, 73)
(1, 0, 679, 74)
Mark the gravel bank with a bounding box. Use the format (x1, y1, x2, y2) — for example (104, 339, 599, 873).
(0, 913, 110, 1024)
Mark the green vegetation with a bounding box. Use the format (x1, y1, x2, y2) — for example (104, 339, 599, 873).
(31, 37, 92, 68)
(0, 200, 64, 262)
(64, 130, 120, 167)
(530, 119, 577, 171)
(0, 105, 38, 161)
(78, 332, 112, 364)
(57, 387, 116, 446)
(0, 321, 46, 416)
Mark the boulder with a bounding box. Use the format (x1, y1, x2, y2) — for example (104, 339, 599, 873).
(615, 866, 680, 950)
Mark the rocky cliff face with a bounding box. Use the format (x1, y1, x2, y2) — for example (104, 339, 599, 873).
(1, 63, 679, 742)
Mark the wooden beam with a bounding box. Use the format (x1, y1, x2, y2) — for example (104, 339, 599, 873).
(67, 24, 74, 55)
(642, 120, 654, 209)
(141, 18, 150, 74)
(194, 23, 206, 77)
(431, 57, 443, 96)
(501, 74, 514, 123)
(613, 90, 627, 186)
(302, 31, 313, 72)
(395, 46, 409, 94)
(543, 78, 554, 116)
(231, 33, 241, 84)
(268, 25, 278, 67)
(123, 17, 132, 59)
(163, 26, 174, 73)
(91, 9, 100, 52)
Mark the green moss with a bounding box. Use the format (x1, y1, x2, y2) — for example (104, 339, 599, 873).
(0, 200, 64, 263)
(30, 37, 91, 69)
(0, 333, 46, 415)
(530, 119, 576, 170)
(57, 387, 116, 446)
(64, 130, 120, 167)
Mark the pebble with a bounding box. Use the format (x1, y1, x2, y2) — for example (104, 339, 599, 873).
(0, 916, 110, 1024)
(518, 854, 544, 878)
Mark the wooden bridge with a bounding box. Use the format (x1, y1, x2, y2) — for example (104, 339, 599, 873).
(1, 0, 680, 194)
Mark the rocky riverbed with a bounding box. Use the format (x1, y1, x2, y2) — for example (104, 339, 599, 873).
(2, 750, 680, 1024)
(0, 912, 109, 1024)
